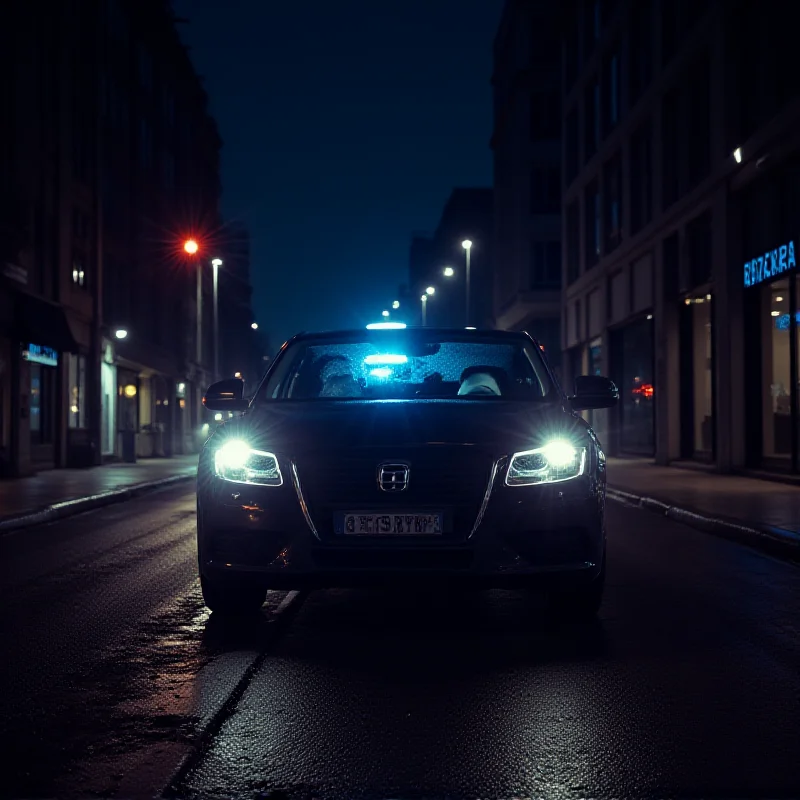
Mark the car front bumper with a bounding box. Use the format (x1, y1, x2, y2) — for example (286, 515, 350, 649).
(197, 469, 606, 590)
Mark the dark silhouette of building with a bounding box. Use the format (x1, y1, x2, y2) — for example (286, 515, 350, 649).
(0, 0, 222, 475)
(218, 221, 267, 396)
(491, 0, 563, 374)
(407, 188, 493, 329)
(561, 0, 800, 475)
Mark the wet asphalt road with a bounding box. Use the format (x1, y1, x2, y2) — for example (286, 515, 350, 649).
(1, 485, 799, 800)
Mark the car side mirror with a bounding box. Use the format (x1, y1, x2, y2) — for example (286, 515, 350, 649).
(569, 375, 619, 411)
(203, 378, 249, 412)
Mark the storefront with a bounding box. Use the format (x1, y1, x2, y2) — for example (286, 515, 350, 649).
(610, 315, 655, 455)
(741, 160, 800, 474)
(23, 343, 59, 467)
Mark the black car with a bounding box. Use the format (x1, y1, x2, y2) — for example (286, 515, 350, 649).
(197, 327, 618, 617)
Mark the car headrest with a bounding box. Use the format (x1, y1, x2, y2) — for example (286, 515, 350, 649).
(457, 372, 502, 396)
(320, 374, 362, 398)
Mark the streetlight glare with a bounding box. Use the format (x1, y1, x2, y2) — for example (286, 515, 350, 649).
(392, 300, 400, 309)
(114, 329, 128, 340)
(211, 257, 223, 267)
(421, 294, 427, 302)
(462, 239, 472, 250)
(183, 239, 199, 255)
(251, 322, 258, 330)
(443, 266, 455, 277)
(426, 286, 436, 295)
(381, 310, 390, 317)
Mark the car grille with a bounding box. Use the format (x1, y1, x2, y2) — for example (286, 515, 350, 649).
(294, 446, 494, 542)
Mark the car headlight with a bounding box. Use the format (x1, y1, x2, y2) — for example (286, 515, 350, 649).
(506, 439, 587, 486)
(214, 440, 283, 486)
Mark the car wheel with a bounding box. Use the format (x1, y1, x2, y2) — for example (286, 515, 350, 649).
(200, 575, 266, 616)
(550, 555, 605, 621)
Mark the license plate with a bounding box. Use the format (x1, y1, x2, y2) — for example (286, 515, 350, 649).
(340, 513, 443, 535)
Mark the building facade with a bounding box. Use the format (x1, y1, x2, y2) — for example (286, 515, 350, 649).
(491, 0, 563, 374)
(217, 221, 268, 397)
(561, 0, 800, 475)
(0, 0, 222, 476)
(408, 188, 493, 329)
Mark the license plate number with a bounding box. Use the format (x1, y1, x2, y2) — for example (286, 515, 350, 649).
(341, 513, 442, 535)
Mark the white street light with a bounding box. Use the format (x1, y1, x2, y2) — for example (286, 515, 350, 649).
(251, 322, 259, 330)
(212, 258, 223, 380)
(462, 240, 473, 325)
(426, 285, 436, 295)
(114, 329, 128, 340)
(420, 293, 428, 327)
(392, 300, 400, 309)
(382, 309, 390, 317)
(443, 266, 455, 277)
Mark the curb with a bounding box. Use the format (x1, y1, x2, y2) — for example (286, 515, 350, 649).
(606, 487, 800, 563)
(0, 473, 196, 534)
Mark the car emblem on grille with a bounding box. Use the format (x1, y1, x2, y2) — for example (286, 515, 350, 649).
(377, 463, 410, 492)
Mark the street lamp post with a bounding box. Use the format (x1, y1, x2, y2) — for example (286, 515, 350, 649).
(212, 258, 222, 382)
(420, 294, 428, 327)
(462, 240, 472, 326)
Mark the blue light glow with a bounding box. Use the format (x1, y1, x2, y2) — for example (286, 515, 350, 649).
(775, 311, 800, 330)
(744, 240, 796, 287)
(369, 367, 392, 379)
(366, 322, 407, 330)
(364, 354, 408, 365)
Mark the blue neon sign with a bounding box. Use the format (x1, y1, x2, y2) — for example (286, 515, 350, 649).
(744, 240, 796, 287)
(775, 312, 800, 330)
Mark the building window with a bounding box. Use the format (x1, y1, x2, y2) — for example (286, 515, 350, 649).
(68, 354, 87, 429)
(629, 0, 653, 104)
(603, 49, 620, 135)
(565, 109, 579, 185)
(139, 119, 153, 168)
(630, 119, 653, 235)
(661, 86, 681, 210)
(530, 166, 560, 214)
(163, 151, 176, 190)
(72, 250, 87, 289)
(686, 210, 713, 289)
(687, 51, 711, 188)
(584, 79, 600, 161)
(612, 317, 655, 455)
(565, 15, 580, 90)
(566, 201, 580, 284)
(530, 240, 561, 289)
(585, 180, 601, 268)
(603, 154, 623, 254)
(530, 91, 560, 141)
(138, 46, 152, 90)
(529, 22, 561, 69)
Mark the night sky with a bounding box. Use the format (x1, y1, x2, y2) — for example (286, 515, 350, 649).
(172, 0, 504, 350)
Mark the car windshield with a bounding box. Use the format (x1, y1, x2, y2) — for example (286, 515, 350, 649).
(256, 331, 557, 402)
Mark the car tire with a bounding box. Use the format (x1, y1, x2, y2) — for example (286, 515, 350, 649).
(550, 554, 606, 621)
(200, 575, 266, 616)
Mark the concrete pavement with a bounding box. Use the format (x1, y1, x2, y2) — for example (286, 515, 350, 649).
(606, 457, 800, 561)
(0, 455, 198, 532)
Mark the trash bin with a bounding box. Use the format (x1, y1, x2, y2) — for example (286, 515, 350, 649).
(121, 430, 137, 463)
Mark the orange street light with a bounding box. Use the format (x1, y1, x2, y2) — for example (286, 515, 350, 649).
(184, 238, 199, 255)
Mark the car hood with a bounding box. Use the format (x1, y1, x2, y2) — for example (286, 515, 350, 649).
(218, 399, 587, 456)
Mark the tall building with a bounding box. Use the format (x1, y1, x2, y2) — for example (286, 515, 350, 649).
(408, 188, 493, 329)
(0, 0, 222, 475)
(217, 221, 267, 394)
(561, 0, 800, 475)
(491, 0, 563, 373)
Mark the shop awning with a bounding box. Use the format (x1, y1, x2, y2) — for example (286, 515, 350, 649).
(13, 291, 79, 353)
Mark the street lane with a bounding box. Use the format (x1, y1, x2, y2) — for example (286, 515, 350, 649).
(1, 486, 799, 799)
(0, 485, 212, 798)
(178, 502, 800, 800)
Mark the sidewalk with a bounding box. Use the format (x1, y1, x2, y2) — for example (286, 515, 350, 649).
(606, 457, 800, 559)
(0, 456, 198, 531)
